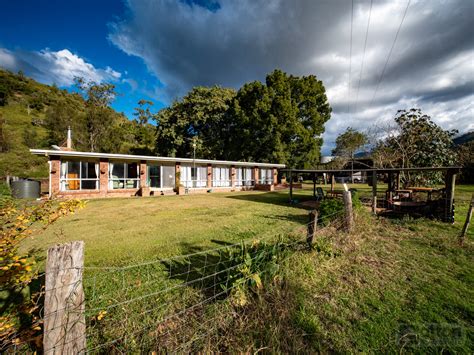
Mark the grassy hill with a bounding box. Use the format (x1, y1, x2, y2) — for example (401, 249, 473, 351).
(0, 69, 156, 178)
(0, 70, 87, 178)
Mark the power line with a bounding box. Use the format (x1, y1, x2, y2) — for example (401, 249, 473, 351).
(354, 0, 373, 114)
(370, 0, 411, 107)
(347, 0, 354, 117)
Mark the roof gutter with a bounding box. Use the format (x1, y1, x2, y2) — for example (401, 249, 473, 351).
(29, 149, 286, 168)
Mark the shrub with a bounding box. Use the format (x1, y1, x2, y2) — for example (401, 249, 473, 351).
(0, 199, 85, 350)
(217, 238, 292, 306)
(318, 192, 361, 226)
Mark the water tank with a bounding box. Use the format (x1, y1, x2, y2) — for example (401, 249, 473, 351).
(11, 180, 41, 199)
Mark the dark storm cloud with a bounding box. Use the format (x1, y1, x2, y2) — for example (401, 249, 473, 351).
(109, 0, 473, 153)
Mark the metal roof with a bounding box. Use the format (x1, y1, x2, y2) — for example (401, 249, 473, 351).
(29, 149, 286, 168)
(280, 166, 462, 173)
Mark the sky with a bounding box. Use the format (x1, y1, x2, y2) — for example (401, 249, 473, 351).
(0, 0, 472, 155)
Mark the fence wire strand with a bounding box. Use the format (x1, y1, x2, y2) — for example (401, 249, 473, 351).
(5, 206, 348, 353)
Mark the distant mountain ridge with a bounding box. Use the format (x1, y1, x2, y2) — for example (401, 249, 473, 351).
(453, 131, 474, 146)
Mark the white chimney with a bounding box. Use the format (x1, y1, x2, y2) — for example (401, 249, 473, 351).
(67, 126, 72, 149)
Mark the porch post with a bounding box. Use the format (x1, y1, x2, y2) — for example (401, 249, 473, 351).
(207, 164, 212, 188)
(254, 167, 259, 185)
(231, 165, 236, 189)
(272, 168, 278, 185)
(139, 160, 147, 188)
(49, 156, 61, 198)
(99, 158, 108, 196)
(175, 162, 181, 190)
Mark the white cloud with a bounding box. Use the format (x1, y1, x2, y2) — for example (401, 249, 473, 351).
(0, 48, 121, 86)
(108, 0, 473, 154)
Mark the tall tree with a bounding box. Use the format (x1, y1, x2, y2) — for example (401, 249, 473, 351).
(44, 101, 86, 149)
(371, 108, 457, 185)
(156, 86, 236, 158)
(228, 69, 331, 167)
(332, 127, 368, 159)
(75, 78, 117, 152)
(131, 100, 156, 155)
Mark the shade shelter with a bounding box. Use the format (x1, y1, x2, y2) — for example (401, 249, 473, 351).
(281, 166, 462, 223)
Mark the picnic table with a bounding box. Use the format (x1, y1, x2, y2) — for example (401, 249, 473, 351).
(407, 186, 436, 201)
(327, 190, 344, 198)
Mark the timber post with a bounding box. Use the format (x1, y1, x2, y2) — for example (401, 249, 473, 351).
(313, 173, 316, 198)
(343, 191, 354, 232)
(459, 194, 474, 245)
(371, 170, 377, 215)
(44, 241, 86, 354)
(445, 170, 457, 223)
(289, 168, 293, 203)
(307, 210, 318, 249)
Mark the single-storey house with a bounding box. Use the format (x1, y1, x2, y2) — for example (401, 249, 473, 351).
(30, 149, 285, 199)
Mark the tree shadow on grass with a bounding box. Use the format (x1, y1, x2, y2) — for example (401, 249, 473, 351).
(225, 191, 315, 209)
(161, 240, 242, 299)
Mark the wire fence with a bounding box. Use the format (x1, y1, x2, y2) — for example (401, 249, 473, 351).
(4, 208, 348, 353)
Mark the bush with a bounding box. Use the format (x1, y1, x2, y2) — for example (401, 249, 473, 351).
(0, 199, 85, 350)
(318, 192, 361, 226)
(217, 238, 292, 306)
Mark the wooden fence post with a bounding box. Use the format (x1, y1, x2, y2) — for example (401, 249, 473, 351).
(307, 210, 318, 249)
(459, 195, 474, 246)
(371, 171, 377, 215)
(343, 191, 354, 232)
(44, 241, 86, 354)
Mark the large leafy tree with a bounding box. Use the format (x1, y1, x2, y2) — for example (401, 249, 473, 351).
(332, 127, 368, 182)
(372, 108, 457, 185)
(75, 78, 118, 152)
(227, 70, 331, 167)
(332, 127, 368, 159)
(155, 86, 236, 158)
(379, 109, 457, 168)
(155, 70, 331, 166)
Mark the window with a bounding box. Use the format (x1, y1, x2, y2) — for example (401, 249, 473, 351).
(236, 168, 254, 186)
(148, 165, 161, 188)
(259, 168, 273, 185)
(60, 160, 99, 191)
(109, 162, 139, 189)
(212, 166, 230, 187)
(181, 165, 207, 188)
(162, 165, 175, 188)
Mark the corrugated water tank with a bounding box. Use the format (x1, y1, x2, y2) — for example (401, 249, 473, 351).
(11, 180, 41, 199)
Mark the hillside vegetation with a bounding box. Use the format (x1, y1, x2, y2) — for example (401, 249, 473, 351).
(0, 69, 155, 178)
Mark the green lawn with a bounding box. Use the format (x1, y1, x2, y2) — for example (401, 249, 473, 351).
(23, 190, 315, 266)
(17, 185, 474, 352)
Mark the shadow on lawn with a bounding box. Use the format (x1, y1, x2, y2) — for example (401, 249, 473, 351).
(226, 191, 314, 209)
(161, 240, 242, 299)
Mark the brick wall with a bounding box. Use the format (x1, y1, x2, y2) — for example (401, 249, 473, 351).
(140, 160, 147, 187)
(207, 164, 212, 188)
(253, 167, 259, 185)
(50, 156, 61, 197)
(99, 159, 108, 196)
(231, 165, 236, 188)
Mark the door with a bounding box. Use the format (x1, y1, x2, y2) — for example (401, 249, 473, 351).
(148, 165, 161, 188)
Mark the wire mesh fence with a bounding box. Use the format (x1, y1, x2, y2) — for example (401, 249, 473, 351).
(4, 209, 347, 353)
